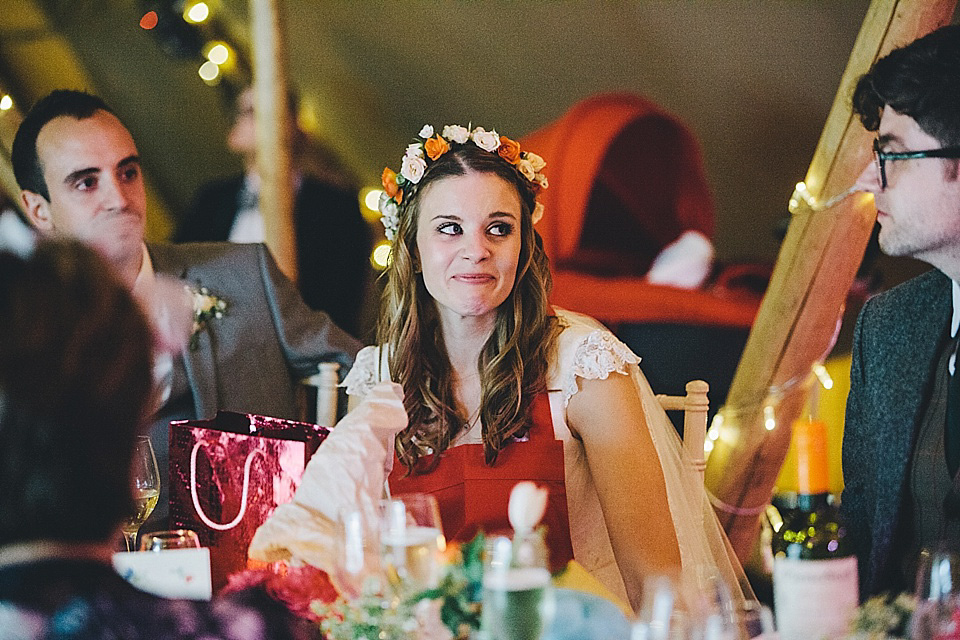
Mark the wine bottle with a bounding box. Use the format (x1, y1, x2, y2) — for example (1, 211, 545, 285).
(772, 419, 858, 640)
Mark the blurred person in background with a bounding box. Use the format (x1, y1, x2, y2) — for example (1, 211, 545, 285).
(175, 86, 372, 337)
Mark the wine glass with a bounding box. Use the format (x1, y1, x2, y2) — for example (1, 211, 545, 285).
(734, 600, 776, 639)
(631, 575, 689, 640)
(912, 548, 960, 639)
(139, 529, 201, 552)
(334, 505, 383, 599)
(379, 494, 446, 598)
(120, 435, 160, 552)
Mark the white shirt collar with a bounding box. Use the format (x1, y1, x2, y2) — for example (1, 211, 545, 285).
(131, 244, 154, 298)
(952, 279, 960, 339)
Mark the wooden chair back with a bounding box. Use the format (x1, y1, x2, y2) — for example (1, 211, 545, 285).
(655, 380, 709, 482)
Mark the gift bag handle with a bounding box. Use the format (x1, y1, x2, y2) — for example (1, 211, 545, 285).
(190, 441, 263, 531)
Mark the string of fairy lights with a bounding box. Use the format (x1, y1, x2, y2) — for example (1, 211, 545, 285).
(704, 361, 835, 455)
(700, 180, 863, 515)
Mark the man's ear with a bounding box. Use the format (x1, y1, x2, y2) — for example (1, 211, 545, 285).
(19, 190, 53, 231)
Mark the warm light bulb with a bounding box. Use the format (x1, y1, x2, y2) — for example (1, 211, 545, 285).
(198, 61, 220, 82)
(371, 242, 392, 270)
(206, 43, 229, 65)
(139, 10, 159, 29)
(708, 413, 723, 441)
(184, 2, 210, 23)
(0, 95, 12, 111)
(364, 188, 384, 212)
(764, 405, 776, 431)
(813, 363, 834, 390)
(704, 439, 715, 454)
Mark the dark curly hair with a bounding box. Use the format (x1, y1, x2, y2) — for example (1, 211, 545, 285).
(852, 25, 960, 146)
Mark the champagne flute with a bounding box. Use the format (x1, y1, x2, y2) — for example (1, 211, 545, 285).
(335, 505, 383, 599)
(120, 435, 160, 552)
(379, 494, 446, 598)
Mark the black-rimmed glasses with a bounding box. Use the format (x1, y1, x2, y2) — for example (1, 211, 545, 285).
(873, 138, 960, 189)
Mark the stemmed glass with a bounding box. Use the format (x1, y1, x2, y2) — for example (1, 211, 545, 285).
(912, 548, 960, 639)
(139, 529, 201, 552)
(379, 494, 446, 598)
(334, 505, 383, 599)
(120, 435, 160, 552)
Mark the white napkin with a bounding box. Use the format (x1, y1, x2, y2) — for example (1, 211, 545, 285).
(247, 382, 407, 569)
(645, 230, 714, 289)
(508, 481, 548, 535)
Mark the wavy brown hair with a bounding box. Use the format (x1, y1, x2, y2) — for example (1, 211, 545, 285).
(378, 144, 561, 470)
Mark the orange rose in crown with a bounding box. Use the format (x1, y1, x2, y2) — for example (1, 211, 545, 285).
(381, 167, 402, 203)
(497, 136, 521, 165)
(425, 134, 450, 161)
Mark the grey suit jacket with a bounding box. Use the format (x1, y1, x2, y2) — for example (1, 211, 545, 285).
(144, 241, 362, 528)
(840, 268, 951, 598)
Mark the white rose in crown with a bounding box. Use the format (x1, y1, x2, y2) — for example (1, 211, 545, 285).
(405, 143, 425, 159)
(525, 152, 546, 172)
(401, 154, 428, 184)
(418, 124, 435, 139)
(508, 481, 549, 534)
(378, 191, 395, 214)
(379, 195, 400, 241)
(536, 173, 548, 189)
(442, 124, 470, 144)
(532, 202, 545, 225)
(515, 158, 536, 182)
(471, 127, 501, 152)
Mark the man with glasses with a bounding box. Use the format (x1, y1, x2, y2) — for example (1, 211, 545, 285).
(841, 24, 960, 599)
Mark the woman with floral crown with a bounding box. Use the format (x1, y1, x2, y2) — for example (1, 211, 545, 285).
(341, 124, 750, 612)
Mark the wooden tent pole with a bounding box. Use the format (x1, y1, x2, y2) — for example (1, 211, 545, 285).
(249, 0, 297, 283)
(704, 0, 957, 561)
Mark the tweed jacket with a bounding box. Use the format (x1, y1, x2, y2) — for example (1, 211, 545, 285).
(840, 268, 952, 598)
(144, 241, 361, 528)
(174, 175, 372, 336)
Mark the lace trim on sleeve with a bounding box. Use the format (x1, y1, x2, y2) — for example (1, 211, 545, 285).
(562, 330, 640, 407)
(340, 345, 379, 397)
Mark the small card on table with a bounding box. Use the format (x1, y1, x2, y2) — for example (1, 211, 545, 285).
(112, 548, 212, 601)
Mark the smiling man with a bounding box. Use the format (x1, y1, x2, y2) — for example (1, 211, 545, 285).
(840, 25, 960, 599)
(11, 89, 361, 532)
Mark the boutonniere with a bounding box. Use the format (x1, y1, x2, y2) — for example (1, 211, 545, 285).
(186, 285, 228, 350)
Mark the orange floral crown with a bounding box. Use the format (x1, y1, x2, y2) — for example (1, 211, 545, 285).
(378, 124, 547, 241)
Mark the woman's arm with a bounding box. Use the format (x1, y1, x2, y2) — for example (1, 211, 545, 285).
(565, 369, 682, 612)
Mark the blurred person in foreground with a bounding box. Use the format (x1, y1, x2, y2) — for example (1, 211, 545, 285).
(175, 86, 372, 337)
(10, 89, 361, 532)
(0, 239, 314, 639)
(841, 25, 960, 598)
